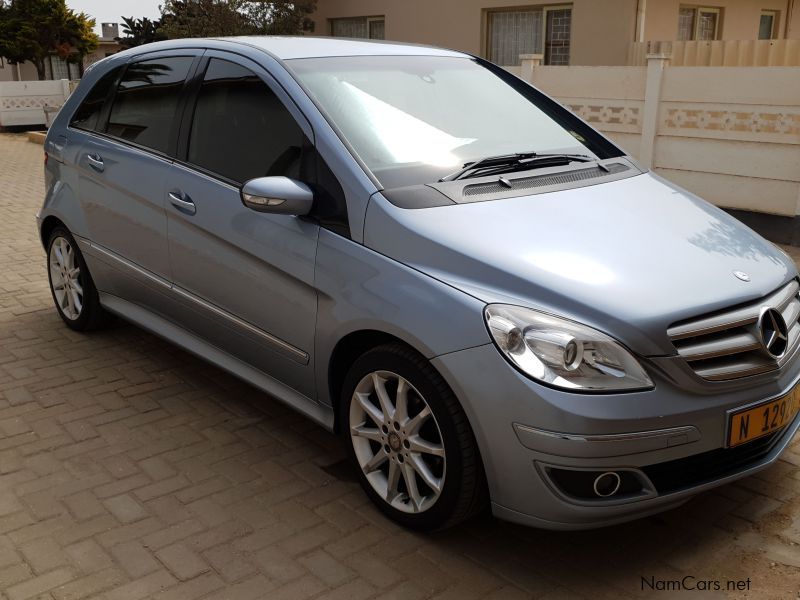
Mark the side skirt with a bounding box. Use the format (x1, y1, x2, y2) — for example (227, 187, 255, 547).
(99, 292, 334, 431)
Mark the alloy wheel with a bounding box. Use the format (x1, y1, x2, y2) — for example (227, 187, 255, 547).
(349, 370, 446, 513)
(49, 236, 83, 320)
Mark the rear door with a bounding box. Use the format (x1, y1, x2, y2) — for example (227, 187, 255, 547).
(76, 51, 199, 307)
(165, 52, 320, 397)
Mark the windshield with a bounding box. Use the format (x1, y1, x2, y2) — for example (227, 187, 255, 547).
(289, 55, 618, 188)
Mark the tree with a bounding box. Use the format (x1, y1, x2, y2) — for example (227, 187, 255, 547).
(0, 0, 99, 80)
(159, 0, 249, 39)
(159, 0, 316, 39)
(244, 1, 317, 35)
(116, 16, 167, 49)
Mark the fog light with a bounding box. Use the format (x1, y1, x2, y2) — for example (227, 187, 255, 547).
(547, 467, 644, 501)
(593, 471, 622, 497)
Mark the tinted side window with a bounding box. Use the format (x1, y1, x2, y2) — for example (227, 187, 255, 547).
(107, 56, 194, 154)
(188, 59, 305, 184)
(70, 66, 122, 132)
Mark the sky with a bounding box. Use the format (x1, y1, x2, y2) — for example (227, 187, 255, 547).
(67, 0, 163, 34)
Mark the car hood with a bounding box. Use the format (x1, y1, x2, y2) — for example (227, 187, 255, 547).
(364, 172, 797, 356)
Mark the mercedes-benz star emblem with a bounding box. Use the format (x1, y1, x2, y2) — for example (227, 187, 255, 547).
(758, 307, 788, 358)
(733, 270, 751, 282)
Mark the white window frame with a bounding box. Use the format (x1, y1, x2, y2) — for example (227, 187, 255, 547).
(759, 9, 779, 40)
(679, 5, 722, 41)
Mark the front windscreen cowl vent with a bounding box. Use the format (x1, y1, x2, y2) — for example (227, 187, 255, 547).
(462, 162, 630, 197)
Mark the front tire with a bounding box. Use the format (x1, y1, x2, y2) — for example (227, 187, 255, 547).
(46, 227, 110, 331)
(340, 343, 487, 530)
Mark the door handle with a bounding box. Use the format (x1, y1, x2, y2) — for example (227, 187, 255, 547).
(86, 154, 104, 172)
(168, 191, 196, 215)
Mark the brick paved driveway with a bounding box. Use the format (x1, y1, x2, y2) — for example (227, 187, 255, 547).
(0, 132, 799, 600)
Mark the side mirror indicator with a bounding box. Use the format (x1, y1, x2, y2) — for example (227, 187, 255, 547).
(240, 176, 314, 216)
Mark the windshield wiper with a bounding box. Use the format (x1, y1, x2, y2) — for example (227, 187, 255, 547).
(439, 152, 598, 182)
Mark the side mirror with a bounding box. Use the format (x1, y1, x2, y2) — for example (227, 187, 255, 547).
(241, 176, 314, 216)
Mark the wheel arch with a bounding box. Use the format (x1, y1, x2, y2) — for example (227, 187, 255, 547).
(40, 215, 67, 249)
(328, 329, 415, 433)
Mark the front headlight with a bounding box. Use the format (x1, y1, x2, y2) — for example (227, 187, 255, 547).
(484, 305, 653, 392)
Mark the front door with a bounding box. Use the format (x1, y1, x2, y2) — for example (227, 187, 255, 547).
(165, 54, 319, 398)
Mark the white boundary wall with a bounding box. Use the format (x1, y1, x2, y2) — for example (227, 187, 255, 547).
(0, 80, 71, 127)
(512, 55, 800, 218)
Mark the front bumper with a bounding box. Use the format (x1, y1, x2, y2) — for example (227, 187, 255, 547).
(431, 343, 800, 530)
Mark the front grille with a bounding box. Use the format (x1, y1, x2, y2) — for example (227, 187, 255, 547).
(668, 280, 800, 381)
(643, 429, 785, 494)
(462, 162, 629, 197)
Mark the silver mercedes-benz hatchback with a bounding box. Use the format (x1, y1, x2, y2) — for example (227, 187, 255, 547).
(39, 36, 800, 531)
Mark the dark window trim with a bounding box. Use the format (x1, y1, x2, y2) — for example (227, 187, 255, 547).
(100, 52, 203, 159)
(176, 51, 350, 239)
(64, 127, 176, 167)
(175, 55, 210, 163)
(69, 64, 125, 134)
(175, 52, 315, 186)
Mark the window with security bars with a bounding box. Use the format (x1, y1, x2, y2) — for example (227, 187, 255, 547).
(677, 6, 721, 40)
(487, 6, 572, 67)
(330, 16, 385, 40)
(43, 55, 81, 80)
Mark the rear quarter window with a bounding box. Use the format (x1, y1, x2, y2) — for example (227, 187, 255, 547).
(70, 66, 123, 132)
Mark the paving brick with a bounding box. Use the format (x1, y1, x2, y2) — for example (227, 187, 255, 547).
(103, 570, 177, 600)
(314, 579, 377, 600)
(102, 495, 147, 524)
(0, 535, 21, 568)
(5, 567, 75, 600)
(137, 457, 176, 482)
(50, 567, 126, 600)
(95, 518, 162, 549)
(150, 572, 225, 600)
(201, 543, 257, 583)
(140, 519, 206, 550)
(54, 515, 118, 547)
(64, 539, 113, 574)
(155, 543, 209, 581)
(261, 575, 326, 600)
(20, 537, 70, 574)
(252, 545, 308, 583)
(0, 562, 35, 591)
(200, 574, 276, 600)
(0, 492, 25, 517)
(92, 475, 151, 499)
(298, 549, 355, 587)
(133, 476, 189, 502)
(62, 492, 105, 522)
(109, 541, 160, 579)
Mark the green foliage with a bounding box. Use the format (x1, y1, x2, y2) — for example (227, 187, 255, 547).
(116, 16, 167, 49)
(245, 0, 317, 35)
(159, 0, 317, 39)
(0, 0, 99, 80)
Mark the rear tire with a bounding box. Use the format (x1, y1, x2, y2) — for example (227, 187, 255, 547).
(340, 343, 488, 531)
(46, 226, 110, 331)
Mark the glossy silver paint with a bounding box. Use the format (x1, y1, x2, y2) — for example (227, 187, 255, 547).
(40, 36, 800, 529)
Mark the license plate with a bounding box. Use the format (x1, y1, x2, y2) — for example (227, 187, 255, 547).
(728, 387, 800, 448)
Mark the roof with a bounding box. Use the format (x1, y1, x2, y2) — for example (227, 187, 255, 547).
(220, 36, 467, 60)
